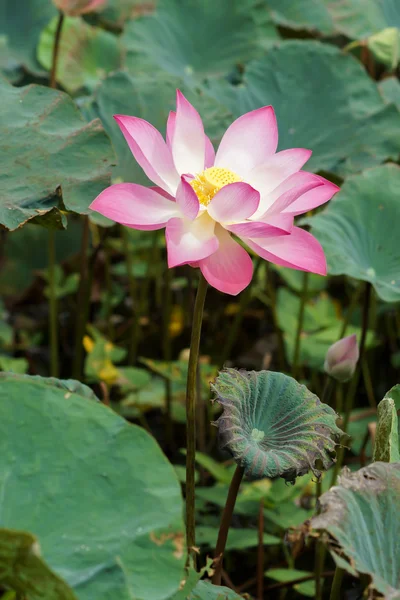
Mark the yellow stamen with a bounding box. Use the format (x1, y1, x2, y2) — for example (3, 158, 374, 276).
(190, 167, 242, 206)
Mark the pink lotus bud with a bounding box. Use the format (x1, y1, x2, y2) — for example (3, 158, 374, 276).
(324, 334, 359, 382)
(53, 0, 106, 16)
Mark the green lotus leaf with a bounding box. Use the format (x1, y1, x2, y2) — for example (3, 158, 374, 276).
(211, 369, 343, 482)
(121, 0, 279, 82)
(206, 41, 400, 176)
(0, 528, 76, 599)
(373, 386, 400, 462)
(266, 0, 400, 39)
(307, 164, 400, 302)
(187, 580, 242, 599)
(311, 462, 400, 598)
(380, 77, 400, 109)
(0, 78, 114, 230)
(37, 17, 122, 94)
(0, 373, 185, 600)
(0, 0, 56, 76)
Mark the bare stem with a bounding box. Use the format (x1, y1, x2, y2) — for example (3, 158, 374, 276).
(292, 272, 309, 378)
(257, 499, 264, 599)
(185, 273, 208, 562)
(329, 567, 344, 600)
(49, 12, 64, 89)
(331, 281, 372, 486)
(212, 465, 245, 585)
(72, 216, 90, 380)
(48, 230, 59, 377)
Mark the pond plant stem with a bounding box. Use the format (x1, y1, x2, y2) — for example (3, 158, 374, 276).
(47, 11, 65, 377)
(72, 216, 90, 380)
(257, 499, 264, 599)
(329, 567, 344, 600)
(292, 271, 309, 378)
(331, 281, 372, 487)
(162, 266, 174, 452)
(219, 257, 262, 368)
(185, 273, 208, 563)
(48, 230, 59, 377)
(49, 12, 64, 89)
(212, 465, 245, 585)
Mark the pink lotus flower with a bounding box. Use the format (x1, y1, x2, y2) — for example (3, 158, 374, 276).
(90, 91, 339, 295)
(53, 0, 106, 16)
(324, 334, 359, 382)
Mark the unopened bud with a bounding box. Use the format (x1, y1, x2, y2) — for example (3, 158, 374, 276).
(52, 0, 106, 16)
(324, 334, 359, 382)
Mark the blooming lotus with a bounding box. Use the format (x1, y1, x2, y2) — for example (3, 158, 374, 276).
(52, 0, 105, 16)
(90, 91, 339, 295)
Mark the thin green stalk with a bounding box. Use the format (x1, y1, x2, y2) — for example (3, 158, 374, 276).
(48, 230, 59, 377)
(331, 282, 372, 486)
(185, 273, 208, 562)
(212, 465, 245, 585)
(47, 9, 64, 377)
(49, 11, 64, 89)
(104, 242, 113, 340)
(257, 499, 264, 600)
(218, 258, 262, 368)
(72, 216, 90, 379)
(130, 232, 159, 363)
(339, 281, 363, 338)
(266, 264, 286, 372)
(120, 226, 137, 364)
(315, 540, 326, 600)
(162, 266, 174, 452)
(329, 567, 344, 600)
(292, 272, 309, 378)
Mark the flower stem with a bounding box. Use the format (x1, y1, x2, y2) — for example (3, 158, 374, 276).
(257, 499, 265, 599)
(329, 567, 344, 600)
(72, 216, 90, 380)
(162, 266, 174, 452)
(212, 465, 245, 585)
(48, 230, 59, 377)
(185, 272, 208, 561)
(49, 12, 64, 89)
(292, 271, 309, 378)
(331, 281, 372, 486)
(218, 257, 262, 368)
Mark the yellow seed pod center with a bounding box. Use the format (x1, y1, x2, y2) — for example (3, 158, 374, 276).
(190, 167, 242, 206)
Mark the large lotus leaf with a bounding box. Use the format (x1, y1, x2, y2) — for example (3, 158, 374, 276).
(37, 17, 122, 94)
(0, 0, 56, 75)
(0, 78, 114, 230)
(266, 0, 400, 39)
(311, 462, 400, 598)
(99, 0, 152, 28)
(0, 373, 185, 600)
(206, 41, 400, 176)
(373, 385, 400, 462)
(0, 528, 76, 599)
(211, 369, 343, 482)
(187, 581, 242, 599)
(307, 164, 400, 302)
(265, 0, 335, 34)
(91, 71, 230, 181)
(380, 77, 400, 110)
(121, 0, 279, 81)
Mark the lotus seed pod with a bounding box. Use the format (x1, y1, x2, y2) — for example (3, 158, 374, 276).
(211, 369, 343, 483)
(324, 334, 359, 382)
(52, 0, 106, 16)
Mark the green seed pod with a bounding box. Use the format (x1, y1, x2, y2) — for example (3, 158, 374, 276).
(211, 369, 343, 483)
